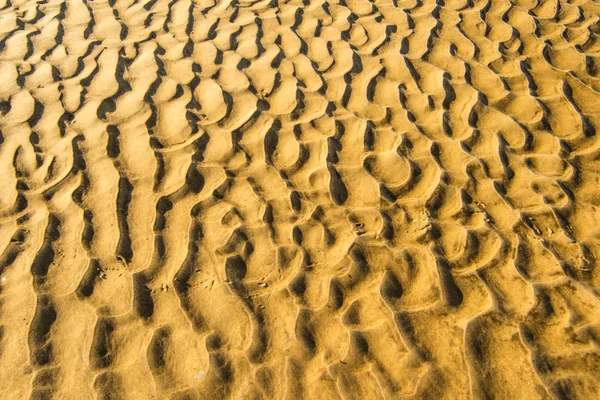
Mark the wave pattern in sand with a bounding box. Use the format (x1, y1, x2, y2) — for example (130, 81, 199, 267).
(1, 0, 600, 398)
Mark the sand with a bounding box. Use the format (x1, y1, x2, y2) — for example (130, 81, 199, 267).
(0, 0, 599, 398)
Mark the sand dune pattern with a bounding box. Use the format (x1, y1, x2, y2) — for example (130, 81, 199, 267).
(0, 0, 600, 397)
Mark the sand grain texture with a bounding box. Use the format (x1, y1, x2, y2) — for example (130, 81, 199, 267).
(0, 0, 600, 398)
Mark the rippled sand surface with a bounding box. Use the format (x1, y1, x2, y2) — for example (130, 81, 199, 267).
(1, 0, 600, 398)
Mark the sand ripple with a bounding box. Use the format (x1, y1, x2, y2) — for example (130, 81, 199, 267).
(1, 0, 600, 398)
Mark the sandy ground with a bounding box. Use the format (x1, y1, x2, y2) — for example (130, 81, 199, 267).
(0, 0, 599, 398)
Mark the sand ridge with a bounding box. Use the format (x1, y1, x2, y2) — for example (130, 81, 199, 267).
(0, 0, 600, 398)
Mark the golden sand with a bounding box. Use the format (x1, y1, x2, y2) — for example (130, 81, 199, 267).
(0, 0, 599, 398)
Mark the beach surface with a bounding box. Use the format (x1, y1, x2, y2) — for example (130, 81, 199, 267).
(0, 0, 600, 398)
